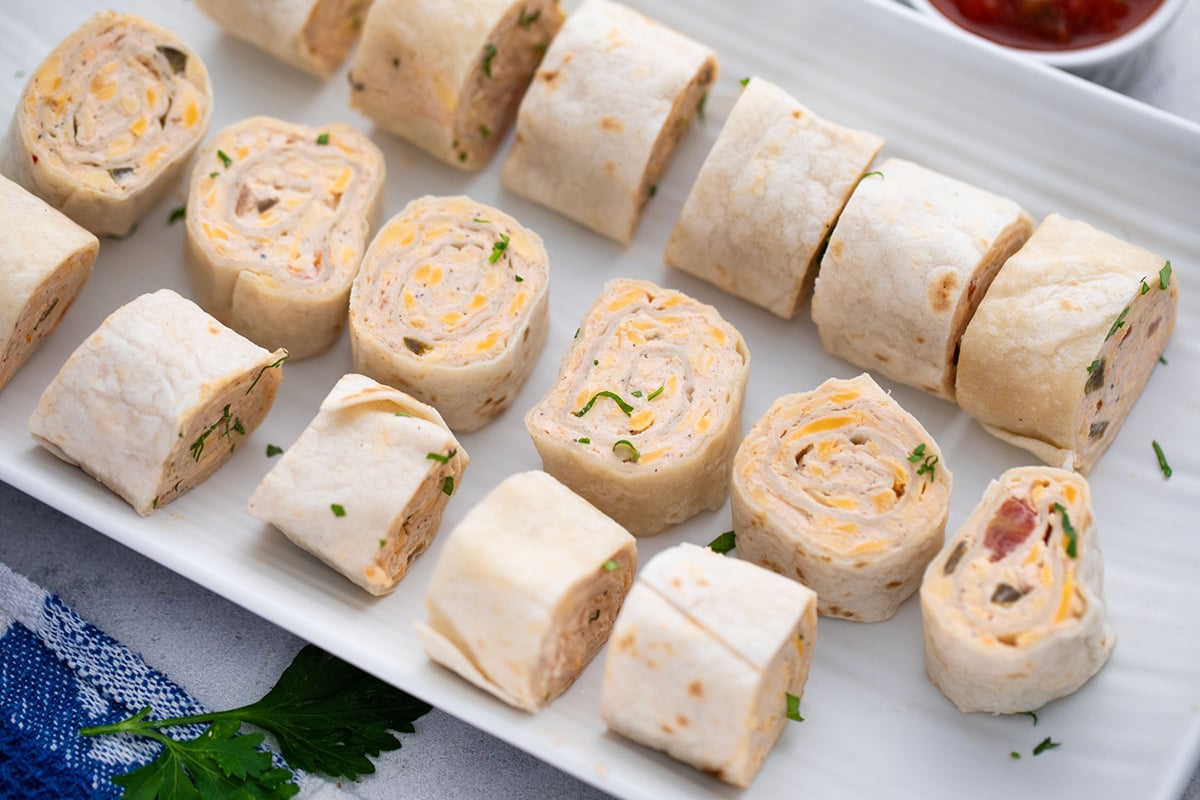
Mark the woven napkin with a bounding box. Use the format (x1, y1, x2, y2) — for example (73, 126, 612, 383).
(0, 561, 352, 799)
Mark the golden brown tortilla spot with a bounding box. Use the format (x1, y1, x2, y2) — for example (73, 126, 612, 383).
(605, 161, 616, 179)
(874, 353, 891, 364)
(828, 603, 843, 615)
(670, 576, 682, 588)
(599, 116, 624, 132)
(688, 679, 704, 698)
(538, 69, 559, 85)
(660, 723, 674, 734)
(884, 580, 902, 589)
(929, 272, 959, 312)
(616, 632, 637, 652)
(1059, 298, 1082, 312)
(915, 335, 925, 344)
(676, 714, 690, 728)
(207, 324, 221, 335)
(794, 567, 807, 582)
(853, 560, 867, 568)
(828, 238, 845, 260)
(791, 109, 802, 120)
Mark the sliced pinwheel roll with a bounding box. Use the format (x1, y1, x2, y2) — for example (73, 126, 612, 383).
(811, 158, 1033, 400)
(0, 12, 212, 237)
(185, 116, 385, 360)
(601, 543, 817, 788)
(248, 373, 467, 595)
(0, 176, 98, 392)
(525, 278, 749, 536)
(195, 0, 372, 77)
(417, 470, 636, 712)
(349, 0, 564, 170)
(665, 77, 883, 319)
(349, 195, 549, 431)
(501, 0, 717, 243)
(957, 214, 1178, 473)
(920, 466, 1115, 713)
(732, 373, 952, 622)
(28, 289, 286, 516)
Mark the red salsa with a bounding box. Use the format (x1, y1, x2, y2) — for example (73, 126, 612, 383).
(929, 0, 1166, 50)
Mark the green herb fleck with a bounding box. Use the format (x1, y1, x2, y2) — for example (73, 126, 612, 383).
(489, 233, 510, 263)
(426, 449, 456, 465)
(739, 77, 750, 87)
(331, 503, 346, 517)
(442, 476, 455, 496)
(247, 352, 289, 395)
(648, 184, 657, 198)
(574, 327, 580, 339)
(1022, 711, 1038, 725)
(1159, 260, 1173, 290)
(479, 124, 491, 139)
(1051, 502, 1078, 559)
(908, 443, 927, 462)
(1105, 307, 1130, 341)
(482, 43, 497, 77)
(458, 151, 468, 162)
(1159, 355, 1168, 365)
(708, 530, 736, 554)
(1140, 276, 1150, 295)
(861, 170, 884, 180)
(217, 149, 232, 168)
(593, 359, 599, 366)
(209, 171, 219, 178)
(576, 437, 591, 444)
(168, 205, 186, 224)
(152, 496, 159, 510)
(316, 132, 330, 145)
(190, 405, 236, 462)
(473, 217, 491, 223)
(1086, 359, 1100, 375)
(696, 92, 708, 122)
(602, 559, 618, 572)
(573, 390, 634, 418)
(518, 6, 541, 28)
(394, 411, 410, 417)
(379, 539, 387, 548)
(612, 439, 640, 463)
(514, 274, 524, 282)
(647, 385, 664, 401)
(631, 390, 643, 398)
(1033, 737, 1061, 756)
(1152, 440, 1172, 478)
(266, 444, 283, 457)
(1010, 751, 1021, 760)
(786, 693, 804, 722)
(908, 443, 938, 479)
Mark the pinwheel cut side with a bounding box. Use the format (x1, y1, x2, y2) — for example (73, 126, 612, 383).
(733, 373, 952, 622)
(524, 278, 749, 536)
(920, 466, 1114, 713)
(350, 0, 564, 170)
(601, 543, 817, 788)
(350, 195, 549, 431)
(0, 11, 212, 237)
(811, 157, 1033, 400)
(417, 470, 636, 712)
(185, 116, 385, 360)
(28, 289, 286, 516)
(248, 373, 468, 595)
(0, 176, 99, 391)
(956, 213, 1177, 473)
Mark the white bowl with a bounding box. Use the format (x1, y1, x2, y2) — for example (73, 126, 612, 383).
(907, 0, 1190, 83)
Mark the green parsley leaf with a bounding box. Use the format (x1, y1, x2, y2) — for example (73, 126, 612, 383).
(1032, 737, 1061, 756)
(247, 352, 289, 395)
(1086, 359, 1100, 374)
(331, 503, 346, 517)
(1105, 307, 1130, 341)
(1010, 751, 1021, 760)
(708, 530, 736, 554)
(739, 77, 750, 87)
(861, 170, 884, 180)
(482, 43, 497, 77)
(479, 124, 490, 139)
(908, 443, 938, 480)
(209, 171, 219, 179)
(576, 437, 591, 444)
(648, 184, 657, 198)
(217, 149, 232, 168)
(573, 390, 634, 418)
(442, 476, 455, 495)
(489, 233, 510, 263)
(786, 693, 804, 722)
(266, 444, 283, 458)
(316, 132, 330, 145)
(518, 6, 541, 28)
(473, 217, 491, 224)
(631, 390, 643, 397)
(1152, 440, 1172, 478)
(907, 443, 927, 462)
(647, 385, 664, 401)
(426, 449, 456, 465)
(1140, 276, 1150, 295)
(573, 327, 580, 339)
(1021, 710, 1038, 726)
(1159, 355, 1168, 365)
(1159, 260, 1173, 290)
(612, 439, 640, 463)
(168, 205, 186, 224)
(696, 92, 708, 121)
(1051, 503, 1077, 558)
(514, 274, 524, 282)
(602, 559, 618, 571)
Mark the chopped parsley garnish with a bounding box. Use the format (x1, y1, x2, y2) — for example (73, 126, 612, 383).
(602, 559, 618, 572)
(574, 327, 580, 339)
(648, 184, 657, 198)
(1159, 260, 1173, 289)
(612, 439, 640, 463)
(631, 390, 643, 398)
(379, 539, 387, 548)
(647, 385, 664, 401)
(331, 503, 346, 517)
(786, 693, 804, 722)
(1140, 277, 1150, 295)
(482, 43, 497, 77)
(489, 233, 510, 263)
(861, 170, 884, 180)
(907, 443, 927, 462)
(473, 217, 491, 224)
(189, 405, 243, 462)
(247, 352, 289, 395)
(217, 149, 232, 168)
(1159, 355, 1168, 365)
(426, 449, 456, 464)
(209, 171, 219, 178)
(593, 359, 599, 365)
(573, 390, 634, 418)
(708, 530, 736, 554)
(1010, 751, 1021, 760)
(316, 132, 330, 145)
(1021, 710, 1038, 726)
(442, 476, 455, 495)
(168, 205, 186, 224)
(1051, 502, 1078, 558)
(518, 6, 541, 28)
(514, 274, 524, 282)
(1085, 359, 1100, 374)
(696, 93, 708, 121)
(908, 444, 938, 479)
(1105, 307, 1130, 341)
(266, 444, 283, 457)
(1152, 440, 1172, 478)
(739, 76, 750, 86)
(576, 437, 591, 444)
(1032, 737, 1061, 756)
(479, 124, 490, 139)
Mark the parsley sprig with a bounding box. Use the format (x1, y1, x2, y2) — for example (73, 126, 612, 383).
(907, 443, 938, 480)
(80, 646, 433, 796)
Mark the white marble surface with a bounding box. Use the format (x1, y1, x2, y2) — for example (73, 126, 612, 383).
(1, 2, 1197, 799)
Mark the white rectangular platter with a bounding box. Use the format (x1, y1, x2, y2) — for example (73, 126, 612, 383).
(2, 1, 1199, 798)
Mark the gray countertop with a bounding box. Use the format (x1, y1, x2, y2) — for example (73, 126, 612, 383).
(2, 3, 1198, 799)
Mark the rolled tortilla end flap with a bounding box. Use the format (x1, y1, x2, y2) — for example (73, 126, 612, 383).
(920, 466, 1115, 713)
(349, 195, 550, 432)
(248, 373, 468, 595)
(733, 373, 952, 622)
(601, 543, 817, 788)
(418, 470, 636, 712)
(28, 289, 286, 516)
(524, 278, 749, 536)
